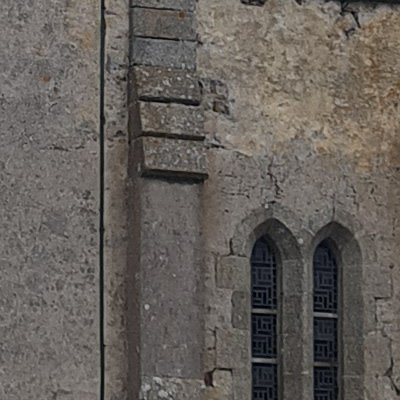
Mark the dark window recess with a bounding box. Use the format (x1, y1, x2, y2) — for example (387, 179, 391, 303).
(314, 367, 338, 400)
(252, 364, 278, 400)
(251, 239, 277, 309)
(313, 241, 339, 400)
(252, 314, 277, 358)
(251, 237, 278, 400)
(314, 244, 337, 312)
(314, 318, 338, 363)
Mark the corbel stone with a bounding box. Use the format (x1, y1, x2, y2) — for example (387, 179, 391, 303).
(138, 102, 204, 139)
(131, 37, 196, 70)
(137, 136, 208, 180)
(135, 66, 201, 105)
(132, 8, 196, 41)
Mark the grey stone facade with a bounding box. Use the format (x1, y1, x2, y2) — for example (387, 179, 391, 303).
(2, 0, 400, 399)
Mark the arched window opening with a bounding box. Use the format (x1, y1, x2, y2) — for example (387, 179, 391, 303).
(251, 237, 279, 400)
(313, 240, 339, 400)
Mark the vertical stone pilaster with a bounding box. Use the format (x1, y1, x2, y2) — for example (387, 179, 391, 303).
(128, 1, 208, 398)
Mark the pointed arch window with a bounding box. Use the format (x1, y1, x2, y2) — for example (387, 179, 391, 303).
(251, 237, 279, 400)
(313, 240, 339, 400)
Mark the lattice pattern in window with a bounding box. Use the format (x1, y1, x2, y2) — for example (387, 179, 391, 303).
(251, 238, 278, 400)
(313, 241, 338, 400)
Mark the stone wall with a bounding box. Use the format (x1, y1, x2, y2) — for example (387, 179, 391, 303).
(128, 1, 400, 399)
(2, 0, 399, 399)
(0, 0, 99, 398)
(197, 1, 400, 399)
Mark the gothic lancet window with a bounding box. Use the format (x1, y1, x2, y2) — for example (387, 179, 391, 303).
(251, 237, 279, 400)
(313, 240, 339, 400)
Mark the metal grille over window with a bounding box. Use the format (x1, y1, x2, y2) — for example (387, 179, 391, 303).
(251, 238, 278, 400)
(313, 241, 338, 400)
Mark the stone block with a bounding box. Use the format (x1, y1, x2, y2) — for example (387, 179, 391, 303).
(132, 38, 196, 70)
(281, 295, 303, 334)
(140, 376, 205, 400)
(131, 0, 195, 10)
(139, 180, 203, 378)
(132, 8, 196, 41)
(216, 328, 250, 369)
(135, 66, 201, 105)
(342, 376, 364, 400)
(138, 137, 208, 180)
(232, 368, 251, 400)
(216, 256, 250, 291)
(204, 370, 233, 400)
(231, 291, 250, 330)
(282, 260, 305, 296)
(139, 102, 204, 139)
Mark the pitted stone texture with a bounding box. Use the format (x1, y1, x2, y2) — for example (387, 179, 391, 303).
(216, 328, 250, 369)
(135, 66, 201, 105)
(104, 0, 130, 398)
(132, 38, 196, 70)
(138, 137, 207, 179)
(197, 2, 400, 169)
(231, 291, 250, 330)
(132, 0, 195, 11)
(0, 0, 99, 398)
(138, 102, 204, 139)
(140, 376, 204, 400)
(206, 370, 233, 400)
(132, 8, 196, 41)
(216, 256, 250, 291)
(139, 181, 203, 378)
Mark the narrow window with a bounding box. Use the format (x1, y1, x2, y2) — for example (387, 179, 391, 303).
(251, 237, 278, 400)
(313, 240, 339, 400)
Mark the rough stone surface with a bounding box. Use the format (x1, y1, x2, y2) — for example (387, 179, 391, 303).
(104, 0, 130, 398)
(216, 328, 250, 369)
(0, 0, 99, 398)
(140, 376, 205, 400)
(196, 1, 400, 399)
(139, 180, 204, 378)
(132, 8, 196, 41)
(7, 0, 397, 399)
(138, 137, 208, 179)
(135, 66, 201, 105)
(132, 38, 196, 70)
(139, 102, 204, 139)
(216, 256, 250, 291)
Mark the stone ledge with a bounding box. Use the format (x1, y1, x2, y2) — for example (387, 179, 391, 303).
(131, 37, 196, 70)
(131, 0, 195, 11)
(138, 102, 204, 139)
(135, 66, 201, 105)
(132, 8, 196, 41)
(138, 137, 208, 180)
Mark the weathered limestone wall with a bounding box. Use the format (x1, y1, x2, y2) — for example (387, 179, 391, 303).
(197, 1, 400, 399)
(103, 0, 131, 398)
(0, 1, 99, 399)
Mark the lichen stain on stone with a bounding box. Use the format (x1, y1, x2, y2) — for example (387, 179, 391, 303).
(197, 1, 400, 172)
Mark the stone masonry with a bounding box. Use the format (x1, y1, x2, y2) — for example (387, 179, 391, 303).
(1, 1, 400, 400)
(128, 1, 400, 399)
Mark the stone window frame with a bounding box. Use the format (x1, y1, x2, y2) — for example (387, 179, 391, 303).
(229, 205, 364, 400)
(310, 222, 364, 400)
